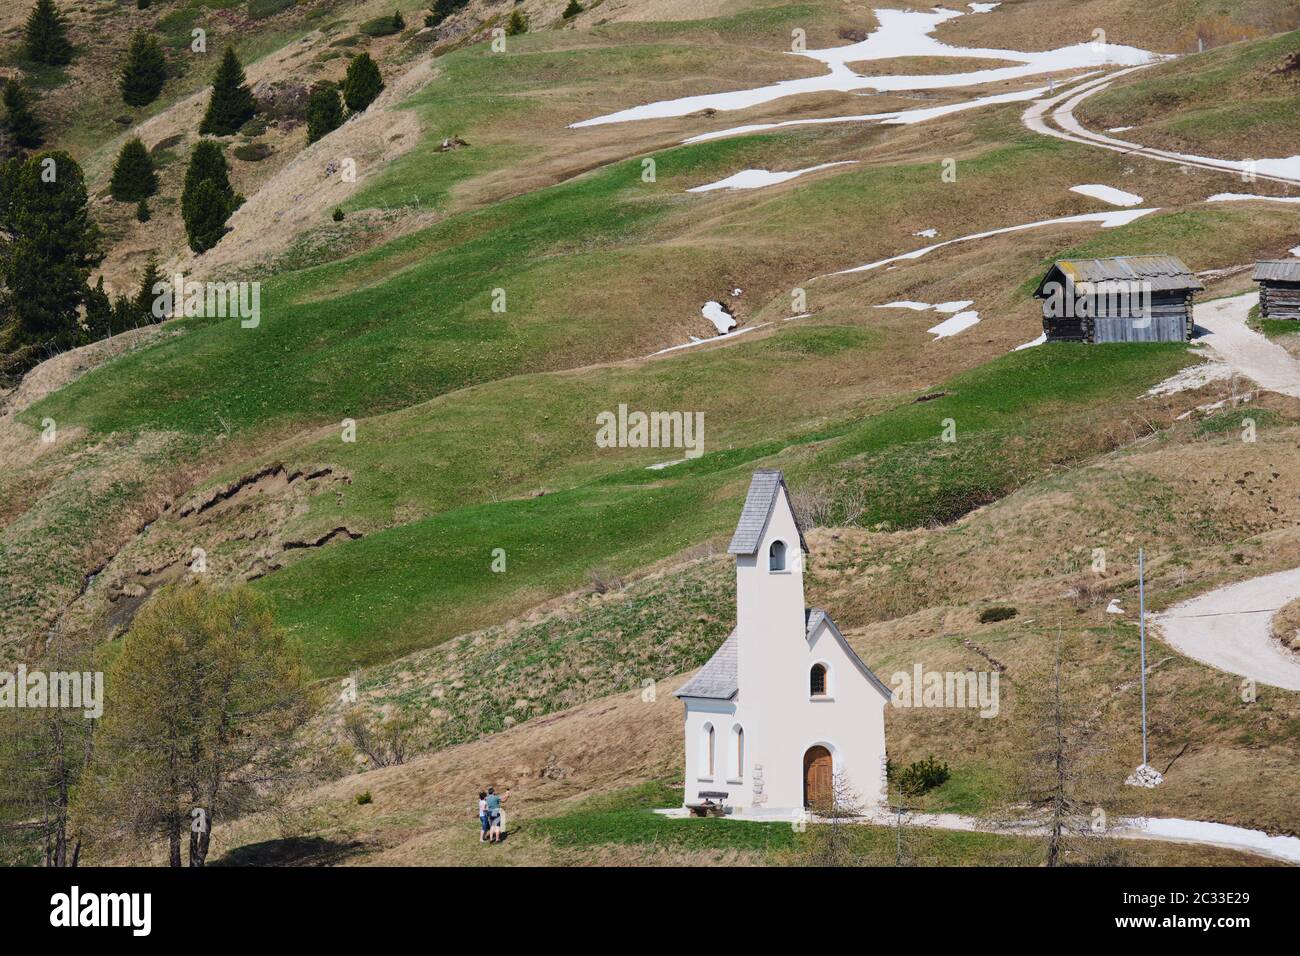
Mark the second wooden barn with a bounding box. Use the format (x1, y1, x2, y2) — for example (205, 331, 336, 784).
(1034, 255, 1202, 343)
(1253, 261, 1300, 319)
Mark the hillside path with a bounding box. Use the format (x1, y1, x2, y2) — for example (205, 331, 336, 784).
(1194, 292, 1300, 399)
(1151, 567, 1300, 692)
(1023, 70, 1300, 188)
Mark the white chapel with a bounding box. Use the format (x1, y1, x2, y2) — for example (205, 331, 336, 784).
(675, 470, 891, 815)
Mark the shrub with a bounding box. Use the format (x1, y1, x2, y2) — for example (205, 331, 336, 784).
(392, 10, 405, 30)
(2, 80, 43, 150)
(232, 142, 273, 162)
(341, 52, 383, 112)
(120, 30, 167, 107)
(135, 198, 150, 222)
(199, 46, 256, 136)
(248, 0, 295, 20)
(305, 84, 343, 143)
(355, 790, 372, 805)
(359, 15, 402, 37)
(24, 0, 73, 66)
(977, 605, 1017, 624)
(896, 757, 950, 797)
(505, 9, 529, 35)
(332, 207, 344, 222)
(109, 138, 157, 202)
(563, 0, 582, 17)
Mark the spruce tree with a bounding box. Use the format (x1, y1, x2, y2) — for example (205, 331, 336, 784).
(136, 197, 150, 222)
(305, 84, 343, 144)
(505, 9, 528, 36)
(563, 0, 582, 18)
(341, 53, 383, 113)
(181, 141, 236, 253)
(82, 276, 112, 342)
(0, 151, 103, 351)
(135, 257, 162, 319)
(198, 46, 256, 136)
(3, 80, 43, 150)
(109, 138, 157, 202)
(120, 31, 167, 107)
(392, 10, 404, 30)
(23, 0, 73, 67)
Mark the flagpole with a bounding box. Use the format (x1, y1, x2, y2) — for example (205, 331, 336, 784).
(1139, 547, 1147, 768)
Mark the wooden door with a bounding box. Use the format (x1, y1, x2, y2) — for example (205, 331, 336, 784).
(803, 746, 832, 809)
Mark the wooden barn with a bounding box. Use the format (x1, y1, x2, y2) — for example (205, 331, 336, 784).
(1253, 261, 1300, 319)
(1033, 255, 1202, 343)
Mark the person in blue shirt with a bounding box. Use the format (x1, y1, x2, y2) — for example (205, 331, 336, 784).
(485, 787, 511, 843)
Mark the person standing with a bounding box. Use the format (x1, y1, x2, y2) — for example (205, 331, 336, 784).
(477, 791, 490, 843)
(486, 787, 511, 843)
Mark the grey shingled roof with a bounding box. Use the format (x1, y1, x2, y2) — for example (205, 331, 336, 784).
(1254, 260, 1300, 283)
(674, 630, 738, 700)
(806, 608, 894, 700)
(727, 470, 810, 556)
(1034, 255, 1204, 296)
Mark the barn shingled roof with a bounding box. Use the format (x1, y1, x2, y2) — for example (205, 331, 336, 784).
(1034, 255, 1204, 296)
(1253, 260, 1300, 283)
(727, 470, 810, 556)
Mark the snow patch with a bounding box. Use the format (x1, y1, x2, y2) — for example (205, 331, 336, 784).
(1106, 126, 1133, 133)
(650, 323, 769, 356)
(1013, 332, 1046, 351)
(1070, 183, 1144, 206)
(1292, 245, 1300, 258)
(687, 161, 856, 192)
(683, 85, 1056, 144)
(913, 228, 938, 238)
(933, 300, 974, 313)
(927, 310, 980, 339)
(701, 301, 737, 334)
(574, 7, 1161, 129)
(875, 300, 933, 311)
(1146, 360, 1233, 397)
(968, 2, 1000, 11)
(1205, 192, 1300, 205)
(1129, 818, 1300, 864)
(830, 208, 1157, 275)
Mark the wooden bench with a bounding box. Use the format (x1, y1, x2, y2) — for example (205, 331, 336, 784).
(686, 791, 729, 818)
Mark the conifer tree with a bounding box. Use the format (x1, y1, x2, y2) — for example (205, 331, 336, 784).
(563, 0, 582, 18)
(136, 197, 150, 222)
(305, 84, 343, 144)
(23, 0, 73, 67)
(3, 80, 44, 150)
(82, 275, 112, 342)
(505, 9, 529, 36)
(135, 256, 162, 319)
(0, 151, 102, 352)
(198, 46, 256, 136)
(120, 31, 167, 107)
(109, 137, 157, 202)
(181, 140, 236, 253)
(341, 52, 383, 113)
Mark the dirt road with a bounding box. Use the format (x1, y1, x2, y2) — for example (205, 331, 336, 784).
(1193, 292, 1300, 399)
(1152, 567, 1300, 692)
